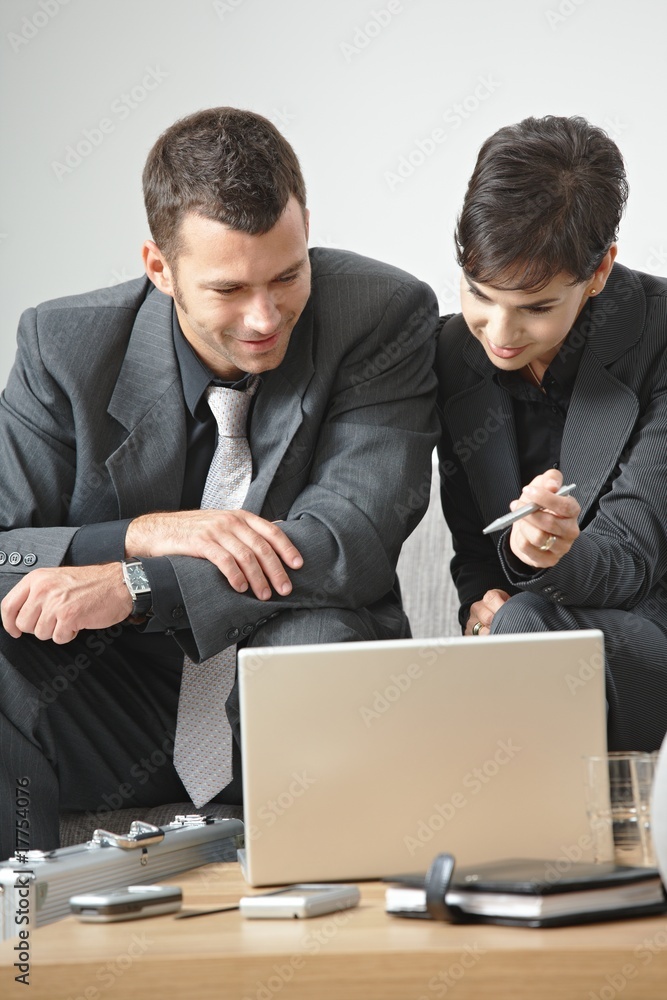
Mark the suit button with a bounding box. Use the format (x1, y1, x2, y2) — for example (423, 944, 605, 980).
(256, 618, 268, 629)
(270, 611, 280, 619)
(226, 627, 240, 640)
(171, 606, 184, 620)
(0, 552, 6, 566)
(241, 624, 254, 635)
(543, 585, 554, 594)
(8, 552, 22, 566)
(23, 553, 37, 567)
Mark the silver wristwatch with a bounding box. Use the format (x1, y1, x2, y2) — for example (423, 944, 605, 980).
(121, 558, 152, 618)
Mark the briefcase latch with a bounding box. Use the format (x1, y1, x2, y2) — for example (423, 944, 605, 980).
(91, 821, 165, 850)
(173, 814, 214, 827)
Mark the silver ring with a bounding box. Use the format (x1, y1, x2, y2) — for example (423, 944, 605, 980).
(538, 534, 558, 552)
(472, 621, 483, 636)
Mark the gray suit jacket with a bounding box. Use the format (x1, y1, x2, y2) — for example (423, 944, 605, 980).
(0, 248, 439, 659)
(436, 262, 667, 630)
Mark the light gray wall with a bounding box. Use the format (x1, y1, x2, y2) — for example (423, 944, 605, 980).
(1, 0, 665, 389)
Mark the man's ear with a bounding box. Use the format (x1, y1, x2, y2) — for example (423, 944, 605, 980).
(143, 240, 175, 297)
(304, 207, 310, 243)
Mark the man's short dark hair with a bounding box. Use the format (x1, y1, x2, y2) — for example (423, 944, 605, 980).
(455, 115, 629, 289)
(143, 107, 307, 262)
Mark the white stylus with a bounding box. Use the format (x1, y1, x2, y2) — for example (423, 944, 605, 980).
(482, 483, 576, 535)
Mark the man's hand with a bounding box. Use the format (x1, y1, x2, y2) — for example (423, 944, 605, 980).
(508, 471, 580, 569)
(125, 509, 303, 601)
(465, 589, 511, 636)
(1, 564, 132, 644)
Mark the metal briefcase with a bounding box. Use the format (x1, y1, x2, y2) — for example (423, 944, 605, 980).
(0, 814, 244, 940)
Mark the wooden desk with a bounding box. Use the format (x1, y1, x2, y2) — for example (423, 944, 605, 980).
(1, 861, 667, 999)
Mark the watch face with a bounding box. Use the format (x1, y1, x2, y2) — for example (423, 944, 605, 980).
(126, 563, 150, 593)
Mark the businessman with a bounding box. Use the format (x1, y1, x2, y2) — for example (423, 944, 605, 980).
(0, 107, 439, 858)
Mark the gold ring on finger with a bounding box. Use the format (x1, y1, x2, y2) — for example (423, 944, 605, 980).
(538, 534, 558, 552)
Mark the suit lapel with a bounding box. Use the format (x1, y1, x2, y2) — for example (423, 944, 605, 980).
(560, 263, 644, 521)
(106, 287, 187, 518)
(244, 300, 316, 514)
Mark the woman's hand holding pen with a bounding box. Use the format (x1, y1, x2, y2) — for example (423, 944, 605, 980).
(508, 470, 580, 569)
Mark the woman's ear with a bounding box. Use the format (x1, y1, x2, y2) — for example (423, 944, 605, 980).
(588, 245, 618, 296)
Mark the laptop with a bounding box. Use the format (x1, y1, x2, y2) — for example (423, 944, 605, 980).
(237, 631, 607, 885)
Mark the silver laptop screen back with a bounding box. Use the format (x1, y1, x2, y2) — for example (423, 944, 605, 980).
(238, 631, 606, 885)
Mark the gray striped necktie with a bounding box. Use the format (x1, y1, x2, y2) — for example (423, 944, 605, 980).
(173, 376, 258, 808)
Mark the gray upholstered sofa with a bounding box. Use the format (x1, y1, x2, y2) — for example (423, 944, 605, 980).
(59, 458, 459, 846)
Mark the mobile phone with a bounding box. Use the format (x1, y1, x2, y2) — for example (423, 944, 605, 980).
(69, 884, 183, 922)
(239, 883, 360, 919)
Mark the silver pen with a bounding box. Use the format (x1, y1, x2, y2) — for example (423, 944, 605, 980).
(482, 483, 576, 535)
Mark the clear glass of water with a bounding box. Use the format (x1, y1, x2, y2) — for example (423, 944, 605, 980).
(583, 752, 659, 867)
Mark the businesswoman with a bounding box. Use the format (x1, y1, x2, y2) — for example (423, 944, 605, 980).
(436, 115, 667, 752)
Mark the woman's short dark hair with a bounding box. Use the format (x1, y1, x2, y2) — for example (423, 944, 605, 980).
(455, 115, 629, 289)
(143, 107, 307, 262)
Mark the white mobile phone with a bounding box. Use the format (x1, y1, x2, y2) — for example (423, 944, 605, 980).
(69, 884, 183, 922)
(239, 883, 360, 919)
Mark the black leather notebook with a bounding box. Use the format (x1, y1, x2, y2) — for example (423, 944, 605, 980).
(384, 857, 667, 928)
